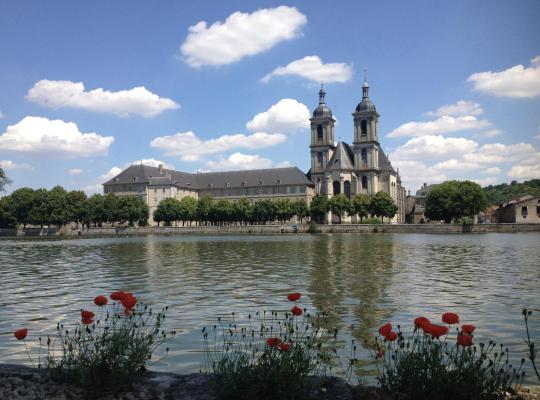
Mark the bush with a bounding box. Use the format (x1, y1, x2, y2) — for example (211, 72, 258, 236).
(369, 313, 524, 400)
(361, 217, 381, 224)
(307, 221, 319, 233)
(203, 293, 338, 400)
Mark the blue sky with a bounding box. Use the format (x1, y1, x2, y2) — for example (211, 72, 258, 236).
(0, 0, 539, 194)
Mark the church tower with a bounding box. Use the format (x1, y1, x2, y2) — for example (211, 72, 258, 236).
(352, 77, 380, 194)
(310, 85, 335, 192)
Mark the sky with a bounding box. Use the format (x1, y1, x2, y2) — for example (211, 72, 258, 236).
(0, 0, 539, 195)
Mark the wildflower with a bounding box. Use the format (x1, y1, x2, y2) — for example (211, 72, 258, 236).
(82, 317, 94, 325)
(462, 324, 476, 335)
(291, 306, 302, 316)
(385, 331, 398, 341)
(287, 292, 302, 301)
(121, 294, 137, 310)
(279, 343, 291, 352)
(424, 323, 449, 338)
(94, 295, 108, 306)
(110, 291, 125, 301)
(442, 312, 459, 325)
(457, 333, 473, 347)
(266, 337, 281, 347)
(414, 316, 430, 328)
(14, 329, 28, 340)
(81, 310, 95, 320)
(378, 323, 392, 336)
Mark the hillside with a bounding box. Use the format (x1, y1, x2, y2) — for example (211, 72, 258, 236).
(483, 179, 540, 205)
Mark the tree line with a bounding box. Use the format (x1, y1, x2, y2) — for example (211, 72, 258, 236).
(0, 186, 149, 228)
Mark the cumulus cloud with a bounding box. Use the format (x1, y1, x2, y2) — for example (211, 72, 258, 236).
(390, 159, 448, 190)
(387, 115, 490, 138)
(206, 152, 284, 171)
(180, 6, 306, 68)
(83, 184, 103, 195)
(0, 160, 33, 170)
(26, 80, 179, 117)
(261, 55, 353, 83)
(129, 158, 174, 169)
(246, 99, 310, 133)
(68, 168, 83, 175)
(150, 131, 286, 161)
(467, 55, 540, 98)
(463, 142, 537, 164)
(101, 166, 123, 181)
(390, 135, 478, 160)
(0, 116, 114, 157)
(426, 100, 483, 117)
(473, 129, 503, 138)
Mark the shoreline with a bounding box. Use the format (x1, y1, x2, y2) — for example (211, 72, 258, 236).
(1, 223, 540, 237)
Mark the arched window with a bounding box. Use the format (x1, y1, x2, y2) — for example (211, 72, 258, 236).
(361, 149, 367, 164)
(361, 120, 367, 136)
(317, 152, 323, 165)
(344, 181, 351, 198)
(361, 176, 368, 189)
(317, 124, 324, 140)
(333, 181, 340, 195)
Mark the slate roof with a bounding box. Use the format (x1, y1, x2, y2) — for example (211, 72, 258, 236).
(326, 142, 354, 171)
(378, 149, 396, 173)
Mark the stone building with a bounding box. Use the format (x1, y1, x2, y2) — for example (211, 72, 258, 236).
(493, 195, 540, 223)
(103, 82, 406, 225)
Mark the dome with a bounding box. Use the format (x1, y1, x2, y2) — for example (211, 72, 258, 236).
(355, 98, 376, 113)
(313, 103, 333, 117)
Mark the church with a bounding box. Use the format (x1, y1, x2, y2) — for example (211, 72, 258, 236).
(103, 81, 406, 224)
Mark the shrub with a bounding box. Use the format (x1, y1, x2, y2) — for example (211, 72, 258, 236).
(307, 221, 319, 233)
(361, 217, 381, 224)
(369, 314, 524, 400)
(203, 293, 338, 400)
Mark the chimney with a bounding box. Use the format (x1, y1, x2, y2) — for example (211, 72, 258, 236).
(158, 163, 163, 174)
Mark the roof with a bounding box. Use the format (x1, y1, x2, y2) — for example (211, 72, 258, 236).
(378, 149, 396, 173)
(326, 142, 354, 171)
(103, 164, 194, 188)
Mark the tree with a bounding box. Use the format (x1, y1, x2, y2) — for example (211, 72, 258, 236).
(0, 167, 11, 192)
(154, 198, 180, 226)
(197, 195, 213, 225)
(233, 198, 252, 225)
(426, 180, 487, 223)
(252, 199, 276, 224)
(28, 188, 49, 228)
(67, 190, 87, 227)
(293, 199, 309, 224)
(83, 194, 106, 227)
(9, 187, 35, 227)
(310, 195, 329, 223)
(370, 191, 398, 224)
(0, 196, 16, 228)
(104, 194, 120, 225)
(328, 194, 350, 224)
(274, 198, 294, 224)
(178, 196, 198, 225)
(350, 194, 371, 223)
(46, 186, 70, 227)
(118, 196, 148, 226)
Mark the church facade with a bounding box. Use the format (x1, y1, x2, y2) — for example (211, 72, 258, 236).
(103, 82, 406, 224)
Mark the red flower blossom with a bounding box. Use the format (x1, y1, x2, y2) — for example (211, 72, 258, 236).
(385, 331, 398, 341)
(375, 351, 384, 359)
(414, 317, 430, 329)
(266, 337, 281, 347)
(442, 312, 459, 325)
(121, 294, 137, 310)
(82, 317, 94, 325)
(94, 295, 108, 307)
(462, 324, 476, 335)
(110, 291, 125, 301)
(81, 310, 95, 320)
(287, 292, 302, 302)
(378, 323, 392, 336)
(14, 329, 28, 341)
(457, 333, 473, 347)
(279, 343, 291, 352)
(423, 323, 449, 338)
(291, 306, 302, 316)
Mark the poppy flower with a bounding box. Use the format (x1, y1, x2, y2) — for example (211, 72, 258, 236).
(81, 310, 95, 320)
(266, 337, 281, 347)
(385, 331, 398, 341)
(378, 323, 392, 336)
(423, 323, 449, 338)
(14, 329, 28, 341)
(375, 351, 384, 359)
(279, 343, 291, 352)
(287, 293, 302, 302)
(94, 295, 108, 307)
(121, 294, 137, 310)
(82, 317, 94, 325)
(457, 333, 473, 347)
(442, 312, 459, 325)
(462, 324, 476, 335)
(414, 317, 430, 329)
(291, 306, 302, 316)
(110, 291, 125, 301)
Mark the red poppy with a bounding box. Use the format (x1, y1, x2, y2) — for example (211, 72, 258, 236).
(378, 323, 392, 336)
(81, 310, 95, 319)
(442, 312, 460, 325)
(414, 317, 430, 328)
(287, 292, 302, 302)
(110, 291, 125, 301)
(82, 317, 94, 325)
(385, 331, 398, 341)
(423, 323, 449, 338)
(94, 295, 108, 307)
(291, 306, 302, 316)
(462, 324, 476, 335)
(279, 343, 291, 352)
(14, 329, 28, 341)
(121, 294, 137, 310)
(457, 333, 473, 347)
(375, 351, 384, 359)
(266, 337, 281, 347)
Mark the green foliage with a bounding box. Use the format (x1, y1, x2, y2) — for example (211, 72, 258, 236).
(153, 197, 180, 226)
(361, 217, 381, 224)
(523, 308, 540, 383)
(0, 196, 16, 228)
(0, 167, 12, 192)
(197, 195, 213, 224)
(483, 179, 540, 204)
(307, 221, 319, 233)
(274, 198, 295, 224)
(426, 180, 488, 223)
(293, 199, 309, 224)
(350, 194, 371, 222)
(233, 198, 252, 225)
(309, 195, 329, 223)
(252, 199, 276, 224)
(328, 194, 350, 224)
(370, 191, 398, 224)
(9, 187, 35, 227)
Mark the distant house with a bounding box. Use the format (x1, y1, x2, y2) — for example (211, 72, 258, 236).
(407, 183, 439, 223)
(494, 195, 540, 224)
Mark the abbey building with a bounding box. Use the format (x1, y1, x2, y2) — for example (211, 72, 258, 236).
(103, 82, 406, 224)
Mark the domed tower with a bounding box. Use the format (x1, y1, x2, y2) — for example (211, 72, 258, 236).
(310, 85, 335, 192)
(352, 76, 380, 194)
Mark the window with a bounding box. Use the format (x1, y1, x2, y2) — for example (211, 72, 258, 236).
(162, 188, 165, 194)
(362, 176, 368, 189)
(361, 119, 367, 136)
(361, 149, 367, 164)
(344, 181, 351, 198)
(154, 189, 157, 194)
(521, 206, 528, 216)
(333, 181, 340, 195)
(537, 206, 540, 216)
(317, 124, 323, 140)
(317, 152, 323, 165)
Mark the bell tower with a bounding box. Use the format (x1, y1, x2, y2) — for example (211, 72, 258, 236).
(310, 85, 335, 192)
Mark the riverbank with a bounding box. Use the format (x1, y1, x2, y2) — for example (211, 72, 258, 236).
(1, 222, 540, 237)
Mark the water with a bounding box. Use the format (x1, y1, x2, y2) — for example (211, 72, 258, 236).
(0, 233, 539, 384)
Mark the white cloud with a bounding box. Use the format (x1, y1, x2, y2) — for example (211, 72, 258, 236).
(261, 55, 353, 83)
(246, 99, 310, 133)
(26, 80, 179, 117)
(484, 167, 502, 175)
(468, 55, 540, 98)
(472, 177, 500, 186)
(150, 131, 286, 161)
(83, 184, 103, 195)
(101, 166, 123, 181)
(431, 159, 502, 175)
(463, 142, 537, 164)
(387, 115, 490, 138)
(426, 100, 483, 117)
(390, 135, 478, 160)
(68, 168, 83, 175)
(206, 152, 275, 171)
(0, 160, 33, 170)
(129, 158, 174, 169)
(180, 6, 306, 68)
(474, 129, 503, 138)
(0, 116, 114, 157)
(507, 152, 540, 179)
(391, 159, 448, 190)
